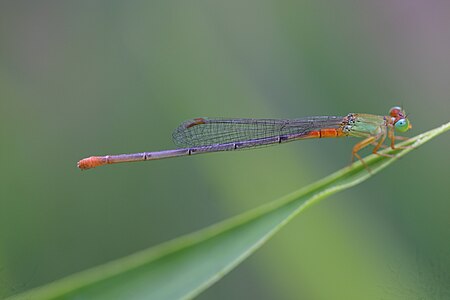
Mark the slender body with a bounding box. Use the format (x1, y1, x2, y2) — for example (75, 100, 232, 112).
(77, 107, 411, 170)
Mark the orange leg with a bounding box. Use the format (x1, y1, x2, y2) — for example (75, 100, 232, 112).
(351, 136, 377, 170)
(389, 127, 412, 150)
(372, 132, 394, 158)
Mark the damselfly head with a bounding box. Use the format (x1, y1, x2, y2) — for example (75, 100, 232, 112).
(389, 106, 412, 132)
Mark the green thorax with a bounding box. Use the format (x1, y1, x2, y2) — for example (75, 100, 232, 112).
(346, 113, 386, 138)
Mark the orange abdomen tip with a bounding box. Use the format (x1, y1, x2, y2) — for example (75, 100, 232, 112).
(77, 156, 107, 170)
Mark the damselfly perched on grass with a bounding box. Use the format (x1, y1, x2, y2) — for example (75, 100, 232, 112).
(78, 106, 411, 170)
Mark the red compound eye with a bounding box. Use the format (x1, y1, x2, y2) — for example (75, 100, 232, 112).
(389, 106, 402, 118)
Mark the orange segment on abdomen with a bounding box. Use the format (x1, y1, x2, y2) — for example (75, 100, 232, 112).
(304, 128, 345, 139)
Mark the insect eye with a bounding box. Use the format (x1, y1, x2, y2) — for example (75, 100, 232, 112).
(389, 106, 402, 117)
(395, 118, 409, 132)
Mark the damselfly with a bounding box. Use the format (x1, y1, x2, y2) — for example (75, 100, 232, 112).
(77, 106, 411, 170)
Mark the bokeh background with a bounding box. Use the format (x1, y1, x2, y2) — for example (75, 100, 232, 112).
(1, 1, 449, 299)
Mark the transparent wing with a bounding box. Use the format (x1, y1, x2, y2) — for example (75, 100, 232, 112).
(172, 117, 344, 147)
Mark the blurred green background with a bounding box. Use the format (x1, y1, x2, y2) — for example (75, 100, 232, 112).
(1, 1, 449, 299)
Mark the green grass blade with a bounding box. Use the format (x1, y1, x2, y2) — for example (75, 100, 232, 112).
(8, 122, 450, 300)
